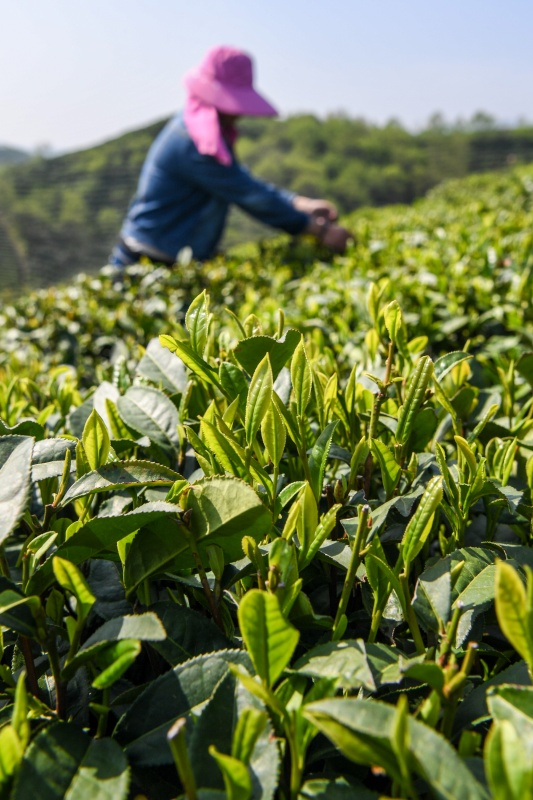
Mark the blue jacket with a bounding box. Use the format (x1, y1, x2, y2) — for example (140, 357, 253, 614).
(119, 113, 310, 261)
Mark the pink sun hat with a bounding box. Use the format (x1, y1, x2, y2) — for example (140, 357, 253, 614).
(183, 46, 278, 117)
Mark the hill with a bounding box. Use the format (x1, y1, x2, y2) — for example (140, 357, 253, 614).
(1, 113, 533, 291)
(0, 145, 29, 166)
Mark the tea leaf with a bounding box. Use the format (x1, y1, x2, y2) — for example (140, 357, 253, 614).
(11, 724, 129, 800)
(495, 561, 533, 671)
(0, 436, 33, 545)
(82, 409, 110, 470)
(245, 354, 273, 446)
(238, 589, 299, 687)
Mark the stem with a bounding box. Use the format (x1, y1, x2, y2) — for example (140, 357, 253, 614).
(47, 634, 66, 718)
(64, 618, 84, 669)
(19, 635, 40, 698)
(364, 342, 395, 498)
(286, 719, 304, 800)
(438, 603, 463, 666)
(368, 594, 388, 643)
(297, 416, 314, 490)
(441, 644, 478, 740)
(399, 573, 426, 656)
(0, 546, 11, 579)
(96, 687, 110, 738)
(187, 533, 224, 632)
(332, 505, 370, 636)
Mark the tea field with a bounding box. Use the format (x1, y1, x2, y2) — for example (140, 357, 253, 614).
(1, 164, 533, 799)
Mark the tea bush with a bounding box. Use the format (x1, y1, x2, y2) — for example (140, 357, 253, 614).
(1, 164, 533, 799)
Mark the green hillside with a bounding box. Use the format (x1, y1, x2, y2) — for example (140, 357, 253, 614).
(1, 114, 533, 292)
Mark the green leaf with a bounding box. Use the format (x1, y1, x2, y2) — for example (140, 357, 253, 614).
(291, 338, 312, 418)
(92, 640, 142, 689)
(295, 482, 318, 557)
(62, 612, 165, 680)
(412, 556, 451, 632)
(52, 556, 96, 622)
(238, 589, 299, 687)
(294, 639, 376, 691)
(186, 290, 210, 356)
(365, 535, 389, 602)
(370, 439, 401, 499)
(244, 355, 273, 446)
(0, 587, 42, 639)
(160, 335, 224, 391)
(495, 561, 533, 670)
(305, 698, 488, 800)
(395, 355, 433, 446)
(309, 421, 338, 501)
(0, 724, 23, 790)
(82, 409, 110, 470)
(125, 477, 272, 593)
(188, 671, 278, 798)
(208, 747, 252, 800)
(31, 437, 76, 482)
(384, 300, 408, 354)
(219, 363, 249, 417)
(193, 419, 247, 478)
(485, 720, 533, 800)
(272, 390, 300, 446)
(0, 436, 34, 545)
(299, 503, 341, 571)
(114, 650, 252, 767)
(11, 724, 129, 800)
(401, 476, 442, 569)
(27, 501, 182, 595)
(60, 461, 183, 506)
(137, 337, 188, 394)
(454, 662, 531, 732)
(117, 386, 179, 455)
(148, 602, 232, 665)
(434, 351, 473, 381)
(261, 403, 286, 467)
(231, 707, 269, 764)
(186, 476, 272, 555)
(299, 777, 379, 799)
(233, 329, 301, 380)
(455, 434, 478, 478)
(435, 441, 460, 508)
(515, 352, 533, 388)
(274, 481, 306, 519)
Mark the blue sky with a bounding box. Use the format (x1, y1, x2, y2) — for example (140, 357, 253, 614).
(3, 0, 533, 153)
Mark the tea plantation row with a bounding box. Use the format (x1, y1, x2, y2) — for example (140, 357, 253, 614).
(1, 165, 533, 799)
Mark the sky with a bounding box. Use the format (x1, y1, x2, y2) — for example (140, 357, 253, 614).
(3, 0, 533, 154)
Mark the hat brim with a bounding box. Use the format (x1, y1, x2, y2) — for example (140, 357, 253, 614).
(184, 72, 278, 117)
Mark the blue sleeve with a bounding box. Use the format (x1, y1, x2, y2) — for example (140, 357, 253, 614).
(178, 149, 310, 235)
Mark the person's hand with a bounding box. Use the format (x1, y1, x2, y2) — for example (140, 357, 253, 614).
(305, 215, 352, 254)
(293, 195, 338, 221)
(320, 222, 352, 253)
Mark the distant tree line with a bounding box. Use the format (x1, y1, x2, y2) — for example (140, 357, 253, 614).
(0, 112, 533, 290)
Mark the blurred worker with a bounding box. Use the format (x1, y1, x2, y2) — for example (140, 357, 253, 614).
(110, 46, 351, 268)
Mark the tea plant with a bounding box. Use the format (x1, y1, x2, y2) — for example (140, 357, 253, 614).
(1, 164, 533, 799)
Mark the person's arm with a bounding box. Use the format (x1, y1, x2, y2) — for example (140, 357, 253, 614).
(180, 148, 352, 251)
(180, 151, 310, 234)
